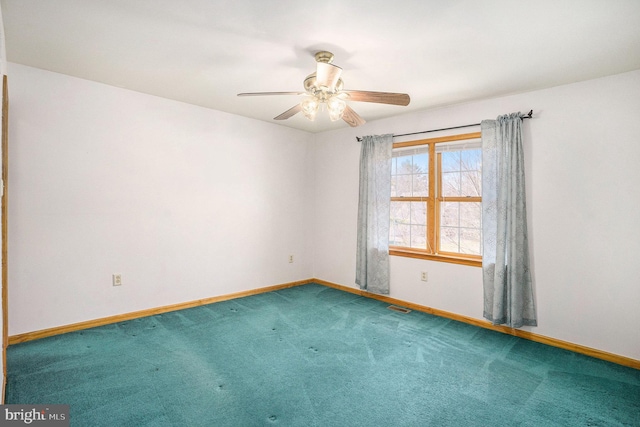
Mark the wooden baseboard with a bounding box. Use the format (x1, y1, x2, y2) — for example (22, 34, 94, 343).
(312, 278, 640, 370)
(8, 277, 639, 370)
(8, 279, 313, 345)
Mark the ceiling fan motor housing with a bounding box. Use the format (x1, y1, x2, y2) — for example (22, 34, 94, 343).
(304, 74, 344, 99)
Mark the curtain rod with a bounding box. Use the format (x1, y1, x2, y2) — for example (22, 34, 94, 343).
(355, 110, 533, 142)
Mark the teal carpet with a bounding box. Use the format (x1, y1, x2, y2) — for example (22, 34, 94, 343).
(6, 283, 640, 426)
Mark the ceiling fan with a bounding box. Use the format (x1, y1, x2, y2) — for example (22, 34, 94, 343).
(237, 51, 410, 127)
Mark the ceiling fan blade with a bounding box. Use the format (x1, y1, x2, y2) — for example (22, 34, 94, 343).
(342, 105, 366, 127)
(274, 104, 302, 120)
(316, 62, 343, 90)
(342, 90, 410, 106)
(237, 92, 304, 97)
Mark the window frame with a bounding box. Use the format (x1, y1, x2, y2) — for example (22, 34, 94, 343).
(389, 132, 482, 267)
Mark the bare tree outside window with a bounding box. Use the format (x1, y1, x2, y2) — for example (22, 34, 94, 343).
(389, 134, 482, 264)
(439, 148, 482, 255)
(390, 152, 429, 249)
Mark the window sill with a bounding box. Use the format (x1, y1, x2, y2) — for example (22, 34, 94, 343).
(389, 248, 482, 267)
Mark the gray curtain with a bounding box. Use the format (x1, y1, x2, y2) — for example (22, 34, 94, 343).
(481, 113, 537, 328)
(356, 134, 393, 295)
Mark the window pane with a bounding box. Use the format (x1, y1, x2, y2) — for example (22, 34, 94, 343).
(441, 148, 482, 198)
(460, 228, 482, 255)
(442, 172, 460, 197)
(391, 152, 429, 198)
(412, 174, 429, 196)
(397, 157, 413, 174)
(440, 227, 459, 253)
(413, 153, 429, 173)
(410, 202, 427, 225)
(390, 201, 428, 249)
(459, 202, 481, 228)
(390, 202, 410, 246)
(410, 225, 427, 249)
(391, 223, 410, 247)
(396, 175, 412, 197)
(440, 202, 459, 227)
(460, 149, 481, 171)
(441, 151, 460, 172)
(461, 171, 481, 197)
(391, 201, 410, 223)
(440, 201, 482, 255)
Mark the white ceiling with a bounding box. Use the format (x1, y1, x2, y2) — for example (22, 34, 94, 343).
(2, 0, 640, 133)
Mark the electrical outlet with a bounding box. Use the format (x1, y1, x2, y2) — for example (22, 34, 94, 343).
(112, 274, 122, 286)
(289, 255, 294, 263)
(421, 272, 428, 282)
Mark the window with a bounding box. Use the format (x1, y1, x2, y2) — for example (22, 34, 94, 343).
(389, 132, 482, 266)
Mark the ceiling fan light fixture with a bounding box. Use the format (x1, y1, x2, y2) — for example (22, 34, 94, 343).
(327, 97, 346, 121)
(301, 97, 319, 121)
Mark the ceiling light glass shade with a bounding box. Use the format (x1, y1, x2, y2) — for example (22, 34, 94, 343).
(327, 97, 346, 121)
(301, 97, 319, 121)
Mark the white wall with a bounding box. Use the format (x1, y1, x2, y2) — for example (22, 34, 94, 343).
(8, 63, 314, 335)
(312, 70, 640, 361)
